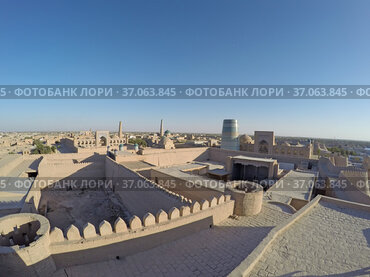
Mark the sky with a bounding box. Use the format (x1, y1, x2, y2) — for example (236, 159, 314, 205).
(0, 0, 369, 140)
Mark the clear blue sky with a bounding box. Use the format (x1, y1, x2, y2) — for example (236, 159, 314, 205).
(0, 0, 369, 140)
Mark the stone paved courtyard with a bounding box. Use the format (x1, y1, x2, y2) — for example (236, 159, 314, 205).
(53, 203, 290, 277)
(247, 201, 370, 277)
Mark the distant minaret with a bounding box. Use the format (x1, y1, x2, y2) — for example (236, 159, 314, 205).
(160, 119, 164, 137)
(118, 121, 122, 138)
(221, 119, 239, 151)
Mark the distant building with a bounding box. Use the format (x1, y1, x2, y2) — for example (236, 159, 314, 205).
(221, 119, 239, 151)
(160, 119, 164, 137)
(239, 131, 313, 159)
(61, 130, 127, 153)
(118, 121, 123, 138)
(159, 136, 175, 149)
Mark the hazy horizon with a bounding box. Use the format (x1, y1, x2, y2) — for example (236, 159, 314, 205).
(1, 110, 369, 143)
(1, 1, 370, 141)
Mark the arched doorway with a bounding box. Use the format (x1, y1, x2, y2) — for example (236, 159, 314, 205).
(99, 136, 107, 146)
(258, 140, 269, 154)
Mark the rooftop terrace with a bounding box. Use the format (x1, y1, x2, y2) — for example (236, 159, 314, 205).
(53, 203, 291, 277)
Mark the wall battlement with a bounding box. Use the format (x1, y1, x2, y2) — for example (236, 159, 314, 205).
(2, 196, 234, 275)
(20, 194, 234, 271)
(49, 194, 231, 247)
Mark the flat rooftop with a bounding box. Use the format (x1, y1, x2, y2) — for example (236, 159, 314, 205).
(0, 155, 41, 213)
(0, 155, 40, 177)
(196, 161, 229, 176)
(246, 197, 370, 276)
(154, 163, 225, 192)
(119, 160, 155, 171)
(0, 178, 32, 212)
(194, 161, 225, 170)
(113, 150, 135, 157)
(267, 170, 317, 201)
(7, 159, 40, 177)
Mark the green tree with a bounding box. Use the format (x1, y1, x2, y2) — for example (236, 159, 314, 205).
(31, 139, 55, 154)
(128, 138, 147, 147)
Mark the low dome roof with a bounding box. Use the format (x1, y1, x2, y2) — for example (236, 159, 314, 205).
(239, 134, 253, 144)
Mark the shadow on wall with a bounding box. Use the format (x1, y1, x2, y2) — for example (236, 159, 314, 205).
(363, 228, 370, 247)
(51, 216, 214, 269)
(39, 157, 106, 179)
(150, 170, 223, 203)
(193, 149, 211, 162)
(37, 162, 120, 228)
(27, 157, 43, 171)
(78, 153, 106, 163)
(0, 221, 40, 247)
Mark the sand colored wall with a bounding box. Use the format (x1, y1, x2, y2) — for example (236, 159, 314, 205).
(288, 198, 309, 210)
(4, 156, 235, 274)
(0, 213, 56, 277)
(76, 147, 107, 154)
(117, 147, 210, 167)
(150, 169, 223, 202)
(319, 156, 361, 178)
(39, 162, 104, 178)
(0, 155, 23, 176)
(21, 188, 42, 214)
(333, 154, 348, 167)
(209, 148, 316, 168)
(48, 194, 234, 268)
(38, 153, 105, 179)
(18, 157, 46, 214)
(272, 144, 312, 159)
(0, 154, 42, 176)
(105, 157, 192, 218)
(340, 170, 369, 195)
(21, 154, 106, 213)
(226, 183, 263, 216)
(59, 138, 78, 153)
(337, 170, 370, 205)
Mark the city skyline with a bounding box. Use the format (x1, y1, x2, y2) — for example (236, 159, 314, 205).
(1, 0, 370, 141)
(1, 100, 369, 142)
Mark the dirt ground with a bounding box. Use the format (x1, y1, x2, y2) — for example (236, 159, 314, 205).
(39, 189, 132, 230)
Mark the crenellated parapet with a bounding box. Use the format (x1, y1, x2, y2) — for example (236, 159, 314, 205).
(50, 194, 231, 243)
(2, 194, 234, 274)
(47, 194, 233, 266)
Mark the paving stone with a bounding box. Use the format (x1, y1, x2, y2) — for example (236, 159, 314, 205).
(247, 201, 370, 276)
(53, 203, 290, 276)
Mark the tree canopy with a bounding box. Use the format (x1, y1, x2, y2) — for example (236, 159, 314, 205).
(31, 139, 56, 154)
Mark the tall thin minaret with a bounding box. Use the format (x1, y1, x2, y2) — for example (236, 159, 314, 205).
(160, 119, 164, 137)
(118, 121, 122, 138)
